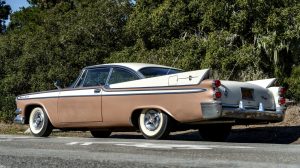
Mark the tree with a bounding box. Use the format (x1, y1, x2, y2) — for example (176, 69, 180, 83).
(0, 0, 133, 122)
(0, 0, 11, 33)
(27, 0, 65, 9)
(108, 0, 300, 80)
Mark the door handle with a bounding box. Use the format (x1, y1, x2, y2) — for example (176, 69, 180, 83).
(94, 88, 101, 93)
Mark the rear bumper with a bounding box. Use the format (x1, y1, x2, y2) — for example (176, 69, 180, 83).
(201, 102, 285, 122)
(221, 107, 284, 122)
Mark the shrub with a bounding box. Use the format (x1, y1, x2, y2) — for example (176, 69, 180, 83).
(286, 66, 300, 101)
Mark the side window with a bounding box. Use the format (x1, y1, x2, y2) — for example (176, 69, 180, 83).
(108, 68, 139, 84)
(82, 68, 110, 87)
(139, 67, 182, 78)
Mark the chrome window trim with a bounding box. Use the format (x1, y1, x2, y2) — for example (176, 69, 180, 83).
(79, 69, 88, 87)
(73, 69, 86, 88)
(105, 67, 113, 86)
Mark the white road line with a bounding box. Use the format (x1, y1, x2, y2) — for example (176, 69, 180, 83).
(0, 138, 12, 142)
(81, 142, 93, 146)
(65, 141, 255, 150)
(66, 142, 79, 145)
(0, 136, 33, 139)
(116, 143, 213, 150)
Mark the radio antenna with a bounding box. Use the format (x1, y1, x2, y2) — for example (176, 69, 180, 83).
(166, 51, 181, 75)
(226, 59, 239, 80)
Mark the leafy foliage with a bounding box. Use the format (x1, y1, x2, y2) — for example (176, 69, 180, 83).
(286, 66, 300, 101)
(0, 0, 132, 122)
(108, 0, 300, 80)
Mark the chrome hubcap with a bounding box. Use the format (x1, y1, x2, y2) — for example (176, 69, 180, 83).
(32, 111, 44, 130)
(144, 110, 161, 131)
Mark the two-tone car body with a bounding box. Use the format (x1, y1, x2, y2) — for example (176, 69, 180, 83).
(14, 63, 286, 141)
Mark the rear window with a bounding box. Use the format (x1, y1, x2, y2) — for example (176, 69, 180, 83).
(139, 67, 183, 78)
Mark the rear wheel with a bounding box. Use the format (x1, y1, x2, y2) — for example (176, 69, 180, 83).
(29, 107, 53, 137)
(90, 131, 111, 138)
(198, 124, 232, 142)
(138, 109, 171, 139)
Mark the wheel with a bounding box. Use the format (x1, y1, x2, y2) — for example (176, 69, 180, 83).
(198, 124, 232, 142)
(90, 131, 111, 138)
(138, 109, 171, 139)
(29, 107, 53, 137)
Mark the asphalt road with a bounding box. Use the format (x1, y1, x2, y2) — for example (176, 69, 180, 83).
(0, 134, 299, 168)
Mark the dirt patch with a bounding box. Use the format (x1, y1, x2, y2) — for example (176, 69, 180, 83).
(0, 122, 28, 134)
(277, 105, 300, 126)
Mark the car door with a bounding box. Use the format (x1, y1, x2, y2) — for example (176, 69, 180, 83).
(58, 67, 110, 123)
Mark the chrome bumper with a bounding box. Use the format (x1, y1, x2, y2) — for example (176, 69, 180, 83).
(14, 115, 25, 124)
(14, 108, 25, 124)
(221, 107, 284, 122)
(201, 102, 285, 122)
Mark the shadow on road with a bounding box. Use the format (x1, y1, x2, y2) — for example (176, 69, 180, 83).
(110, 125, 300, 144)
(228, 125, 300, 144)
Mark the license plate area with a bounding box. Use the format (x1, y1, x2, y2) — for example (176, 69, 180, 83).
(241, 88, 254, 100)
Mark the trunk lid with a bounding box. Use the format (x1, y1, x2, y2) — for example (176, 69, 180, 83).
(219, 81, 276, 110)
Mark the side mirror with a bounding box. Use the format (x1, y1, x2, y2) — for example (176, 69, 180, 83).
(54, 80, 62, 89)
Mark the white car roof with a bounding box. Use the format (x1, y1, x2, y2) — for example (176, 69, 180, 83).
(86, 63, 176, 72)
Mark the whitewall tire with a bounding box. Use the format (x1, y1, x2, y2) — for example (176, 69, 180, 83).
(138, 109, 171, 139)
(29, 107, 53, 137)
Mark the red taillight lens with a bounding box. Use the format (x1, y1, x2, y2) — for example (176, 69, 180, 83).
(214, 91, 222, 99)
(279, 87, 286, 96)
(213, 80, 221, 88)
(278, 97, 286, 105)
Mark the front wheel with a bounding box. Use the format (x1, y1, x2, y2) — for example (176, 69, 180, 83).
(138, 109, 171, 139)
(29, 107, 53, 137)
(198, 124, 232, 142)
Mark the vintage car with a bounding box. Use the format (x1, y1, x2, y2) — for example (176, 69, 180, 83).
(14, 63, 286, 141)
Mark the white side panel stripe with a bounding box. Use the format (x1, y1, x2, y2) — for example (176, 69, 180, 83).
(18, 92, 60, 99)
(102, 89, 205, 96)
(18, 88, 205, 100)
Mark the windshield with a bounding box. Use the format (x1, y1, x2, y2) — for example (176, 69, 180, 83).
(139, 67, 183, 78)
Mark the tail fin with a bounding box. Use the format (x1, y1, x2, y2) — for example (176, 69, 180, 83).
(246, 78, 277, 88)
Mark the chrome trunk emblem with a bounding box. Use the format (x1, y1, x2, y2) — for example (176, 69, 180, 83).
(258, 102, 264, 112)
(239, 100, 245, 110)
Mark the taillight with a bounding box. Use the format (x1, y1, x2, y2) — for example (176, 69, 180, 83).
(278, 97, 286, 105)
(213, 80, 222, 99)
(278, 87, 286, 96)
(214, 91, 222, 99)
(213, 80, 221, 88)
(278, 87, 286, 106)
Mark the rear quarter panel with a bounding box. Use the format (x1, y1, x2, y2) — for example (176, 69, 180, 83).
(101, 80, 214, 125)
